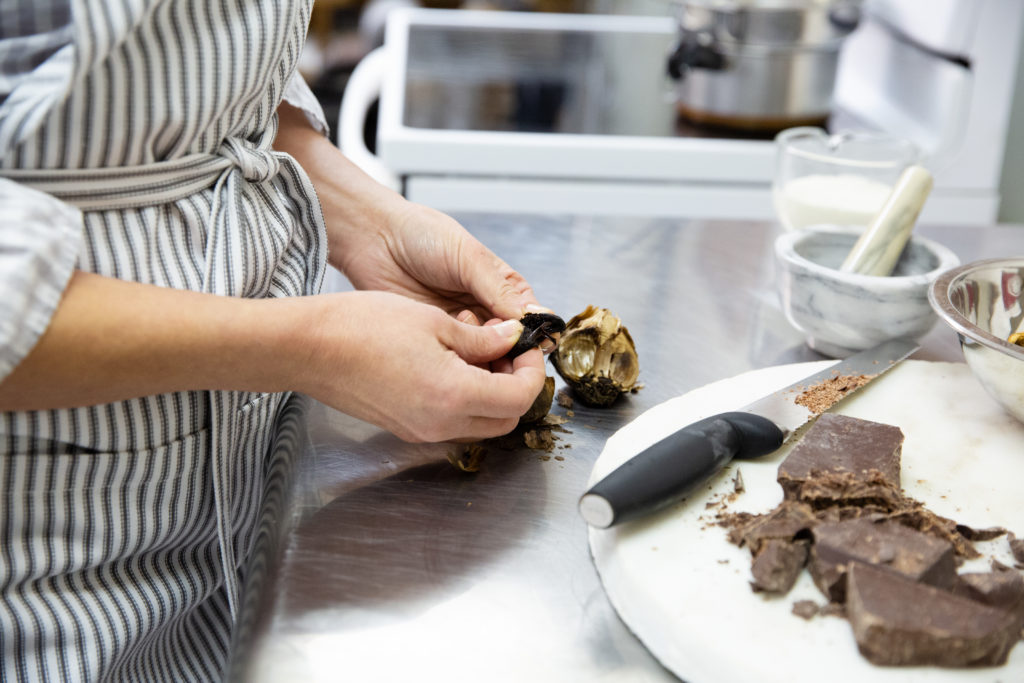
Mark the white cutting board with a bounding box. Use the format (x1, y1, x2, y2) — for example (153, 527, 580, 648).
(588, 360, 1024, 683)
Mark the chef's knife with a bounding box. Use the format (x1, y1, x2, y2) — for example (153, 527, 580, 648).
(579, 338, 919, 529)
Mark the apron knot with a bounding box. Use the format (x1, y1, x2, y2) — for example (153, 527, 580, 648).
(219, 136, 281, 183)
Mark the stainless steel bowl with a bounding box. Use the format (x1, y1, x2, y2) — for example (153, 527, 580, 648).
(929, 258, 1024, 422)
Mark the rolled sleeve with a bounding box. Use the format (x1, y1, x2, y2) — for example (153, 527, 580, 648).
(282, 71, 330, 137)
(0, 178, 82, 381)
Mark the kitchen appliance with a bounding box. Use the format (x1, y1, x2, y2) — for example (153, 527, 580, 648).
(667, 0, 863, 131)
(578, 338, 916, 528)
(339, 0, 1024, 224)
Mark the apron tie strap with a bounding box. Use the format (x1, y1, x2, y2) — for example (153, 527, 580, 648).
(0, 132, 283, 211)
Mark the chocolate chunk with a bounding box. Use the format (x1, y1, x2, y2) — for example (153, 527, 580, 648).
(777, 414, 903, 501)
(728, 501, 817, 551)
(810, 518, 956, 602)
(846, 563, 1021, 667)
(750, 539, 809, 594)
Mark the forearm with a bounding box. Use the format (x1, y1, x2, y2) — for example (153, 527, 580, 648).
(0, 270, 315, 411)
(273, 102, 409, 267)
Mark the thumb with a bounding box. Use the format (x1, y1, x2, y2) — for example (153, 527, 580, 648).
(446, 318, 523, 364)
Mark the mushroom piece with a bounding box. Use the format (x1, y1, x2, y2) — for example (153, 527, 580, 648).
(550, 306, 639, 407)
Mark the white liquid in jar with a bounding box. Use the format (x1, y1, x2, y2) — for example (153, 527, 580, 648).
(774, 174, 894, 230)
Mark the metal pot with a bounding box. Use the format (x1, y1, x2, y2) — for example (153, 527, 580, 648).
(667, 0, 863, 132)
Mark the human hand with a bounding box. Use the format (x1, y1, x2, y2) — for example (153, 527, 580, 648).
(298, 290, 547, 442)
(273, 105, 546, 323)
(334, 201, 544, 324)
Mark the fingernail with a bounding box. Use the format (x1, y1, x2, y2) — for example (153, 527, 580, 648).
(492, 319, 523, 340)
(525, 303, 555, 314)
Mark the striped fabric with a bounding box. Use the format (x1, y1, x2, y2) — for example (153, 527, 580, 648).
(0, 1, 328, 679)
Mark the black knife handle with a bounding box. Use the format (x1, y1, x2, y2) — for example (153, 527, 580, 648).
(579, 412, 784, 528)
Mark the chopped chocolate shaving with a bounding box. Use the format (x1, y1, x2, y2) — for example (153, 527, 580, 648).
(956, 524, 1008, 542)
(885, 508, 980, 560)
(792, 600, 820, 620)
(846, 562, 1021, 667)
(732, 469, 745, 494)
(794, 470, 905, 512)
(794, 373, 875, 415)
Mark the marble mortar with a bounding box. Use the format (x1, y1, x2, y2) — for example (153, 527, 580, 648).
(775, 225, 960, 358)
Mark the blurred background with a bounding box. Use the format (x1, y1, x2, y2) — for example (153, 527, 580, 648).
(296, 0, 1024, 224)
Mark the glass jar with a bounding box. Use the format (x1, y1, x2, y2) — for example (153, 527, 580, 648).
(772, 127, 920, 231)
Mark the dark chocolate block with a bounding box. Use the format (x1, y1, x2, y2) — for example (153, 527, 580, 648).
(750, 539, 809, 594)
(778, 414, 903, 501)
(810, 518, 956, 602)
(846, 562, 1021, 667)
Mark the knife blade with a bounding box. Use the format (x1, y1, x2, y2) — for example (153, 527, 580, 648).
(579, 338, 919, 529)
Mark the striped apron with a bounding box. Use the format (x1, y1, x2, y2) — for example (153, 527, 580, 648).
(0, 0, 326, 679)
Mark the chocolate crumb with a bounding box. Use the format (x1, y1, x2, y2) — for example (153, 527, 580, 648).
(792, 600, 820, 620)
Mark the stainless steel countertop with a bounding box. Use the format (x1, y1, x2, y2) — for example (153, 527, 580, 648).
(229, 216, 1024, 682)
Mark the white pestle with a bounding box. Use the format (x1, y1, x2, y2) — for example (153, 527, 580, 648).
(840, 165, 934, 276)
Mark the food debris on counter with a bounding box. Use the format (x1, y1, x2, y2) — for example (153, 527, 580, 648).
(446, 379, 575, 470)
(556, 389, 574, 409)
